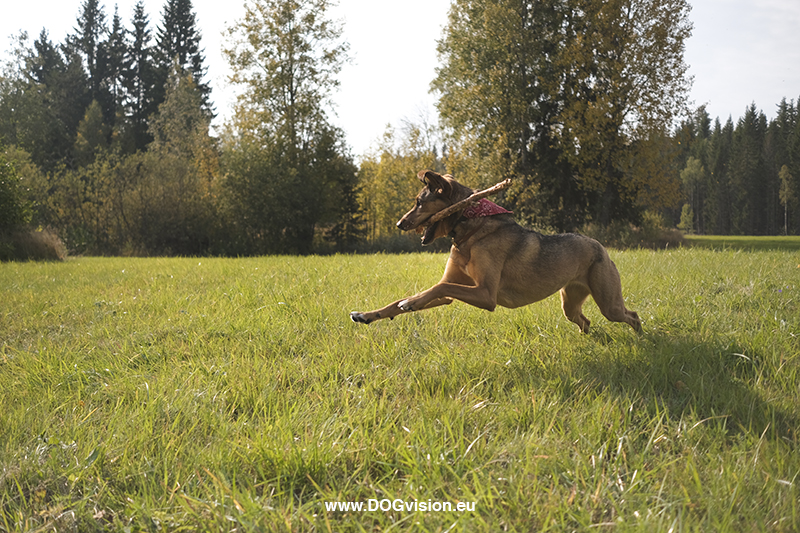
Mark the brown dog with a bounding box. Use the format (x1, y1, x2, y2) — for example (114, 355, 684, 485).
(350, 171, 641, 333)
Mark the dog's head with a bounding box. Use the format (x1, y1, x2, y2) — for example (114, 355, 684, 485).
(396, 170, 472, 245)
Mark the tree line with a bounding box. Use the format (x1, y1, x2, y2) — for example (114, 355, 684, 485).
(1, 0, 360, 256)
(675, 103, 800, 236)
(1, 0, 798, 259)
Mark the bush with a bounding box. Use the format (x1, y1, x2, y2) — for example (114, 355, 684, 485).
(0, 228, 67, 261)
(581, 211, 684, 250)
(0, 151, 32, 231)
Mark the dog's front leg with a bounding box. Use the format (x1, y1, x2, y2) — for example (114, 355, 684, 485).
(398, 282, 497, 313)
(350, 296, 453, 324)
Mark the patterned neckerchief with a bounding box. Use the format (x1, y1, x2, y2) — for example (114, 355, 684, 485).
(462, 198, 512, 219)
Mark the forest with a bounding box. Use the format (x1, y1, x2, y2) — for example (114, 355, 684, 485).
(1, 0, 799, 257)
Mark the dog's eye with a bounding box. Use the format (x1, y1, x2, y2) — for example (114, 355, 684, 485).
(415, 199, 421, 208)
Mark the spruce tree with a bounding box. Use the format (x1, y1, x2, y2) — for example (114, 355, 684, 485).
(788, 96, 800, 233)
(155, 0, 212, 115)
(707, 118, 734, 234)
(69, 0, 114, 125)
(0, 31, 90, 172)
(106, 7, 129, 116)
(124, 1, 159, 151)
(730, 105, 769, 234)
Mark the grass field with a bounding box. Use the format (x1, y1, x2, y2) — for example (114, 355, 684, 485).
(684, 234, 800, 251)
(1, 246, 799, 531)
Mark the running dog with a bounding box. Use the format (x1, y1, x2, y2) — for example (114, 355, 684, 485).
(350, 170, 641, 333)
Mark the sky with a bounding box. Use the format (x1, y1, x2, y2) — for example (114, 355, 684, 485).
(2, 0, 800, 157)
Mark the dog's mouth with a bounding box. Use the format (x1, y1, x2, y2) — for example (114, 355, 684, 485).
(415, 220, 439, 246)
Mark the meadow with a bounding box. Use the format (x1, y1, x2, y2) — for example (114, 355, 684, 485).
(1, 246, 799, 531)
(684, 234, 800, 251)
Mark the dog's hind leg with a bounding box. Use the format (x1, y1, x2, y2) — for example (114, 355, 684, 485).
(560, 283, 592, 333)
(587, 258, 642, 332)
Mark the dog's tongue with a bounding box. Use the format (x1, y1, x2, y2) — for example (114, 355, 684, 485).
(421, 223, 438, 246)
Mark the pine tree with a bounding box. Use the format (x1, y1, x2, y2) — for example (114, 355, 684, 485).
(788, 96, 800, 234)
(28, 30, 65, 85)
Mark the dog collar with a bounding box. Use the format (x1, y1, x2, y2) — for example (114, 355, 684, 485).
(462, 199, 512, 219)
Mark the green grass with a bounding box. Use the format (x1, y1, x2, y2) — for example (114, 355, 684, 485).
(685, 234, 800, 251)
(1, 248, 799, 531)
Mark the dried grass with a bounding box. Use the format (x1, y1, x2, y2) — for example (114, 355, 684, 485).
(0, 228, 67, 261)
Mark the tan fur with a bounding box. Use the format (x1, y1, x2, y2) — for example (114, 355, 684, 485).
(350, 171, 641, 333)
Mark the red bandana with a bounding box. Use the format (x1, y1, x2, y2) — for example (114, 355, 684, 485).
(462, 198, 513, 219)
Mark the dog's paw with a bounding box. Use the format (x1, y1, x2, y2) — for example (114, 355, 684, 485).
(398, 299, 413, 312)
(350, 311, 372, 324)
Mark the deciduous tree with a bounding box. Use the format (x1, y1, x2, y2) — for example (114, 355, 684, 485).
(433, 0, 693, 229)
(222, 0, 357, 254)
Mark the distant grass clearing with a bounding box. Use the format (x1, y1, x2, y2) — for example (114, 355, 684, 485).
(685, 234, 800, 251)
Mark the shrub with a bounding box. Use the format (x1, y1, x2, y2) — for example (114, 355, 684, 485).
(0, 151, 32, 231)
(581, 211, 684, 250)
(0, 228, 67, 262)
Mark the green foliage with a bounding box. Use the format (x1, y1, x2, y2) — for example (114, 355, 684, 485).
(0, 0, 212, 173)
(1, 250, 798, 529)
(154, 0, 212, 115)
(676, 99, 800, 236)
(0, 151, 32, 231)
(779, 165, 796, 235)
(680, 157, 704, 199)
(4, 0, 800, 254)
(73, 100, 111, 167)
(679, 156, 703, 232)
(779, 165, 795, 206)
(23, 69, 221, 256)
(0, 31, 90, 173)
(358, 124, 442, 241)
(433, 0, 574, 228)
(678, 203, 694, 233)
(122, 1, 159, 152)
(434, 0, 693, 230)
(221, 0, 358, 255)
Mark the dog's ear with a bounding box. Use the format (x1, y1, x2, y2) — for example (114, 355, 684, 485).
(417, 170, 452, 199)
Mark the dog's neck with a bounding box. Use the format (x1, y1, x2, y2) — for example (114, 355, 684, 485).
(450, 217, 487, 248)
(448, 199, 512, 247)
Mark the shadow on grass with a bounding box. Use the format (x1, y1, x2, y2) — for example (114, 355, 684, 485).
(574, 331, 797, 442)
